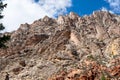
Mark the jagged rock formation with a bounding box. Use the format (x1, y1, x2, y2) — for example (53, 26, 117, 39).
(0, 11, 120, 80)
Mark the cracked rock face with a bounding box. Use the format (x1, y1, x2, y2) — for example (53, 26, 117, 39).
(0, 11, 120, 80)
(105, 38, 120, 56)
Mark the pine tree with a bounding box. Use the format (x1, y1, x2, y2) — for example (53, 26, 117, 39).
(0, 0, 10, 48)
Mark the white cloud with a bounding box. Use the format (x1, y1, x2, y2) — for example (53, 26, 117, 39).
(101, 7, 108, 11)
(105, 0, 120, 13)
(101, 7, 114, 14)
(2, 0, 72, 32)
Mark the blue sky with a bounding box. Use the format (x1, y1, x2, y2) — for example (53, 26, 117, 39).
(67, 0, 110, 16)
(2, 0, 120, 32)
(35, 0, 120, 16)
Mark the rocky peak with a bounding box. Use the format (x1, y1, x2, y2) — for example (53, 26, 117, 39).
(57, 15, 65, 25)
(0, 11, 120, 80)
(42, 16, 50, 22)
(69, 12, 79, 20)
(19, 23, 30, 31)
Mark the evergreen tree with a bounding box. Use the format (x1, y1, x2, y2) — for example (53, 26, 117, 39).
(0, 0, 10, 48)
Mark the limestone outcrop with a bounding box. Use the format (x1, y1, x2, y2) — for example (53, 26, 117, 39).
(0, 11, 120, 80)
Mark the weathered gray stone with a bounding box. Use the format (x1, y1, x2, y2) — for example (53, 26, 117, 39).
(0, 11, 120, 80)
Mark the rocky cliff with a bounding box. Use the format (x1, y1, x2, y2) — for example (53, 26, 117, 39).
(0, 11, 120, 80)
